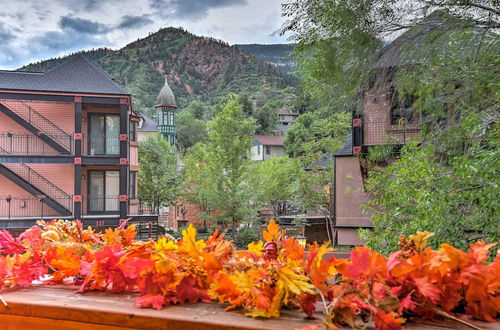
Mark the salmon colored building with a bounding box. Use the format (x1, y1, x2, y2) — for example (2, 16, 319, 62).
(0, 55, 157, 231)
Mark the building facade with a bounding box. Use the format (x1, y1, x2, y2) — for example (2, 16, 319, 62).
(0, 55, 157, 231)
(250, 135, 285, 161)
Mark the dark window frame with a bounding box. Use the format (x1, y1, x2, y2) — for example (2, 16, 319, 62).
(88, 113, 120, 156)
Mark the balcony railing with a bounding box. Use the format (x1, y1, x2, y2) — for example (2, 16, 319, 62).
(0, 133, 73, 155)
(83, 195, 120, 215)
(128, 196, 161, 216)
(0, 196, 73, 219)
(362, 119, 420, 146)
(83, 134, 120, 156)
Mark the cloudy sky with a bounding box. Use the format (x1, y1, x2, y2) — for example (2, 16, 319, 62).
(0, 0, 289, 70)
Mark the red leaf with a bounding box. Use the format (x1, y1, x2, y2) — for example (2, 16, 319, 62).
(175, 275, 210, 304)
(299, 293, 317, 318)
(134, 294, 166, 310)
(0, 230, 25, 254)
(413, 277, 440, 303)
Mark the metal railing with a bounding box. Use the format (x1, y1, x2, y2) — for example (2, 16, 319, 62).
(0, 99, 72, 151)
(84, 195, 120, 214)
(0, 196, 73, 219)
(0, 133, 73, 155)
(362, 119, 420, 146)
(0, 160, 72, 210)
(83, 134, 120, 156)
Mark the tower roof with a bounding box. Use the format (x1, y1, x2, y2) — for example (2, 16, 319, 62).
(155, 75, 177, 109)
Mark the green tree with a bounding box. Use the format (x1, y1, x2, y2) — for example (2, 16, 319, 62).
(253, 156, 303, 218)
(176, 111, 208, 152)
(237, 94, 254, 117)
(185, 100, 210, 120)
(253, 101, 279, 135)
(360, 136, 500, 254)
(285, 112, 351, 163)
(138, 133, 182, 213)
(183, 95, 257, 240)
(282, 1, 499, 251)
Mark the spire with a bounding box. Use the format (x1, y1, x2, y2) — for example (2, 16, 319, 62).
(155, 75, 177, 109)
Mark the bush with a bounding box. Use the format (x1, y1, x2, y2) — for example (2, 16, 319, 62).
(235, 226, 260, 249)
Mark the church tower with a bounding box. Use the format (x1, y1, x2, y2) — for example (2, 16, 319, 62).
(156, 75, 177, 146)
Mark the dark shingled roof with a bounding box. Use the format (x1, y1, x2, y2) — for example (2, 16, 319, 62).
(0, 55, 129, 95)
(334, 133, 353, 156)
(138, 113, 158, 132)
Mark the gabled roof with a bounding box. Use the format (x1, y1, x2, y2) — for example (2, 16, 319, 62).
(0, 55, 129, 95)
(138, 113, 158, 132)
(253, 135, 285, 146)
(278, 109, 299, 116)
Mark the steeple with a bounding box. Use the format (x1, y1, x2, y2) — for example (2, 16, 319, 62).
(155, 75, 177, 109)
(156, 75, 177, 147)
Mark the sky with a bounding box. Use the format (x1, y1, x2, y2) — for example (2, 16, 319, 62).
(0, 0, 289, 70)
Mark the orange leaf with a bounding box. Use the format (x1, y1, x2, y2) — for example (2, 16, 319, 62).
(374, 311, 405, 330)
(263, 219, 280, 242)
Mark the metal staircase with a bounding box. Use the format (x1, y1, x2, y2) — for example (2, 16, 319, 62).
(0, 99, 72, 154)
(0, 146, 72, 216)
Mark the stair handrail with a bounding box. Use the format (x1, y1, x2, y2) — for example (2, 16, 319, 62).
(0, 99, 72, 151)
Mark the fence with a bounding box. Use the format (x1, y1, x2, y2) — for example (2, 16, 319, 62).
(0, 133, 73, 155)
(362, 119, 420, 146)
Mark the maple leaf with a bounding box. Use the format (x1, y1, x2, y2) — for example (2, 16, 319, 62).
(263, 219, 280, 242)
(467, 241, 497, 265)
(179, 224, 206, 258)
(0, 230, 25, 254)
(374, 311, 405, 330)
(133, 294, 165, 310)
(175, 275, 211, 304)
(278, 266, 315, 304)
(281, 237, 305, 261)
(299, 293, 317, 318)
(413, 276, 441, 303)
(346, 246, 387, 280)
(409, 231, 434, 252)
(247, 241, 264, 256)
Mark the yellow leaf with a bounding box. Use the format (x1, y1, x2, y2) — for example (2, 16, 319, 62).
(247, 241, 264, 256)
(154, 237, 178, 254)
(409, 231, 435, 251)
(278, 266, 315, 304)
(180, 224, 206, 258)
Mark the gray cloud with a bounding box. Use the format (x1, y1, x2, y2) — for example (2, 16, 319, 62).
(150, 0, 247, 19)
(117, 15, 153, 29)
(0, 25, 14, 43)
(59, 16, 111, 34)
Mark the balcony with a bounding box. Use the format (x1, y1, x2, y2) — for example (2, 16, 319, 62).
(362, 119, 420, 146)
(0, 133, 73, 155)
(0, 196, 73, 222)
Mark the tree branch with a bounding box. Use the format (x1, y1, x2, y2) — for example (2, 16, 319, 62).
(469, 2, 500, 16)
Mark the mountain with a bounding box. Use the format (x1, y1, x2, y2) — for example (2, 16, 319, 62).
(234, 44, 296, 73)
(19, 28, 298, 116)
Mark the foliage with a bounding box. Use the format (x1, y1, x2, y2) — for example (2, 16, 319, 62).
(138, 133, 182, 213)
(183, 96, 257, 240)
(1, 220, 499, 329)
(175, 110, 208, 152)
(285, 111, 351, 163)
(234, 226, 260, 249)
(360, 137, 500, 255)
(253, 156, 303, 218)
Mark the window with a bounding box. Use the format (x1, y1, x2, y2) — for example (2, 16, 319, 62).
(265, 146, 271, 155)
(389, 89, 415, 125)
(279, 115, 285, 121)
(88, 170, 120, 213)
(129, 171, 137, 199)
(130, 121, 136, 141)
(89, 114, 120, 155)
(257, 145, 260, 155)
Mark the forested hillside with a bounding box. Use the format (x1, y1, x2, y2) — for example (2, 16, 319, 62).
(19, 28, 298, 116)
(234, 44, 296, 72)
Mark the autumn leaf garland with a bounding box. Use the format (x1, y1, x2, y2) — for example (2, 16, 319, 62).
(0, 220, 499, 330)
